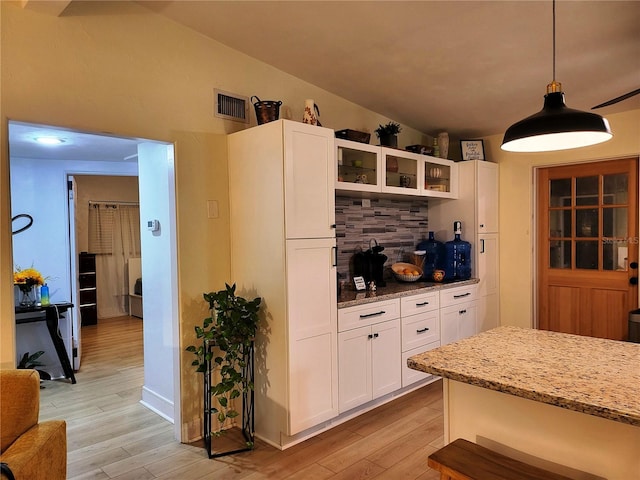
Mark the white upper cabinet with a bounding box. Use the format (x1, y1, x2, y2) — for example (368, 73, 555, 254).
(285, 121, 336, 239)
(476, 161, 499, 233)
(335, 139, 382, 193)
(335, 139, 458, 199)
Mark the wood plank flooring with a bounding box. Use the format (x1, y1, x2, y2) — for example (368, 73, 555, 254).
(39, 315, 444, 479)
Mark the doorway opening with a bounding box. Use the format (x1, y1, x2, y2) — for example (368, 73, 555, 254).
(8, 120, 181, 439)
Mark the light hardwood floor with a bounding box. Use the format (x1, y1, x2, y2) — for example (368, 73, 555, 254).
(40, 315, 444, 479)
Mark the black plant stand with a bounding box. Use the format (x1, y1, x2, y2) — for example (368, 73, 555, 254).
(203, 339, 255, 458)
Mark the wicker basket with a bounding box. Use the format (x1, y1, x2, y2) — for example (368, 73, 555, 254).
(335, 129, 371, 144)
(391, 262, 423, 282)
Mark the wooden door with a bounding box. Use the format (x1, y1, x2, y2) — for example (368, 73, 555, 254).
(537, 158, 638, 340)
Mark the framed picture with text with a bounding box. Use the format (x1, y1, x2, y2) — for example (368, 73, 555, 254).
(460, 139, 485, 161)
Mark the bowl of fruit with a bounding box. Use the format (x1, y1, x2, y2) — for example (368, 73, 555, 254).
(391, 262, 423, 282)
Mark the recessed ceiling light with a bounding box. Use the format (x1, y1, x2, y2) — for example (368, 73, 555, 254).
(34, 136, 65, 145)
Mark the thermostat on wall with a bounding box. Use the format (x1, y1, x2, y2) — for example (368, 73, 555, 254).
(147, 219, 160, 232)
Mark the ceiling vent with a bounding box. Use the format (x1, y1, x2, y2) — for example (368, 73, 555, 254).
(214, 89, 249, 123)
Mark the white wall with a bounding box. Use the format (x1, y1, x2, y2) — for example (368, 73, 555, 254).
(138, 143, 180, 428)
(10, 156, 137, 377)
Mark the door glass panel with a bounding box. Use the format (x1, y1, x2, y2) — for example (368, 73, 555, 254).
(603, 173, 628, 205)
(550, 240, 571, 268)
(550, 178, 571, 207)
(549, 210, 571, 238)
(603, 239, 628, 271)
(385, 155, 418, 192)
(576, 176, 598, 205)
(576, 241, 598, 269)
(424, 161, 451, 193)
(603, 207, 627, 238)
(337, 146, 378, 185)
(576, 208, 598, 237)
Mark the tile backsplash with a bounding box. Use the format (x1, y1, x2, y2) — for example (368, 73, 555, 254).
(335, 195, 430, 281)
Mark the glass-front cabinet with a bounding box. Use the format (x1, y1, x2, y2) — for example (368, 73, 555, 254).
(336, 139, 381, 193)
(336, 138, 458, 198)
(381, 148, 420, 195)
(423, 157, 458, 198)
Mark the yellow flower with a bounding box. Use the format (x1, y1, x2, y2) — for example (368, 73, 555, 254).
(13, 266, 45, 286)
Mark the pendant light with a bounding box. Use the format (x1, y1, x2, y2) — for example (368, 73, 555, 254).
(501, 0, 612, 152)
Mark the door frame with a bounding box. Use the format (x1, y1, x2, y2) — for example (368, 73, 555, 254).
(532, 156, 640, 334)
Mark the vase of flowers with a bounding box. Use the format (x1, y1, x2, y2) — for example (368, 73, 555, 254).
(14, 266, 45, 307)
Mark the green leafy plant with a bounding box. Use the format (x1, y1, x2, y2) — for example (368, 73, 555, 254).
(17, 351, 51, 381)
(374, 121, 402, 137)
(17, 351, 45, 369)
(186, 284, 261, 440)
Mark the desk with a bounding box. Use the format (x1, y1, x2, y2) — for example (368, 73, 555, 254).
(15, 303, 77, 384)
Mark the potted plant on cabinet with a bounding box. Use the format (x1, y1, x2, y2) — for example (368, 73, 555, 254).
(186, 283, 261, 457)
(374, 121, 402, 148)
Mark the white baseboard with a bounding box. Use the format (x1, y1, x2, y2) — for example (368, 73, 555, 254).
(140, 385, 175, 424)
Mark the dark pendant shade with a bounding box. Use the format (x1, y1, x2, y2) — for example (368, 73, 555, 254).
(501, 91, 612, 152)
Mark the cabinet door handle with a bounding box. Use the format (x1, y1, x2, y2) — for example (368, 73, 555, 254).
(459, 309, 467, 315)
(453, 292, 471, 298)
(416, 327, 430, 333)
(332, 246, 338, 267)
(480, 223, 485, 228)
(416, 301, 430, 307)
(368, 334, 373, 339)
(330, 224, 337, 229)
(360, 311, 385, 319)
(481, 239, 485, 254)
(373, 333, 379, 338)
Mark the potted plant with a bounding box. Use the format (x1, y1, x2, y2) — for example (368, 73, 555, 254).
(17, 351, 51, 381)
(374, 121, 402, 148)
(186, 284, 261, 452)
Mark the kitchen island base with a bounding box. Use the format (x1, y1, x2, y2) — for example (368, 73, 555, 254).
(444, 380, 639, 479)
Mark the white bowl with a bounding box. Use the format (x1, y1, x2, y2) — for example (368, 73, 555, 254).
(391, 262, 423, 282)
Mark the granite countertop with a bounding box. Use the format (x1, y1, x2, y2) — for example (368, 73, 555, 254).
(338, 278, 479, 308)
(408, 326, 640, 426)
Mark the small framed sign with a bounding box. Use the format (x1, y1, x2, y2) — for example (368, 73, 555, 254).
(353, 276, 367, 291)
(460, 139, 485, 161)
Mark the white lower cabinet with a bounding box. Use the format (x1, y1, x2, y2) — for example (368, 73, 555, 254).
(400, 291, 440, 387)
(338, 300, 402, 413)
(440, 284, 478, 346)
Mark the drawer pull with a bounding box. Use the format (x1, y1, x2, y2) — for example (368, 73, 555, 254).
(416, 327, 430, 334)
(459, 309, 467, 315)
(416, 301, 430, 307)
(359, 310, 386, 319)
(453, 292, 471, 299)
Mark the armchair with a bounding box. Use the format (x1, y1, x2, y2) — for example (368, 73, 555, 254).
(0, 370, 66, 480)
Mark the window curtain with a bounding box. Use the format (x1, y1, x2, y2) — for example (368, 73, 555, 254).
(88, 203, 141, 318)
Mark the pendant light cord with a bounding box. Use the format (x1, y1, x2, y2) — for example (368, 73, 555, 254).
(552, 0, 556, 82)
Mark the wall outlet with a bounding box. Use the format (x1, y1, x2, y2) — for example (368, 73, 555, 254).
(362, 199, 371, 208)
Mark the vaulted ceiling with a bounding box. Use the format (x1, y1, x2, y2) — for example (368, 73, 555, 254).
(11, 1, 640, 161)
(138, 1, 640, 139)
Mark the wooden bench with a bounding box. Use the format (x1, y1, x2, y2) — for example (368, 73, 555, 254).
(427, 438, 575, 480)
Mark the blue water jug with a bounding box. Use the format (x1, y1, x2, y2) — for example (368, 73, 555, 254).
(417, 231, 445, 280)
(444, 221, 472, 281)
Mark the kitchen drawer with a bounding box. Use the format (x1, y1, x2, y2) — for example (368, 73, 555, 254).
(402, 341, 439, 387)
(401, 310, 440, 351)
(440, 284, 477, 307)
(338, 299, 400, 332)
(400, 291, 439, 317)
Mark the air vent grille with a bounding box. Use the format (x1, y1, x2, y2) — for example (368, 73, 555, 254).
(215, 89, 249, 123)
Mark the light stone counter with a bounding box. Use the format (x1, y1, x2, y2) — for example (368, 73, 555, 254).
(337, 278, 479, 308)
(408, 326, 640, 479)
(408, 325, 640, 426)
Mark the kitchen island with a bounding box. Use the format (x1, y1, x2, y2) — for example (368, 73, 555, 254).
(408, 326, 640, 479)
